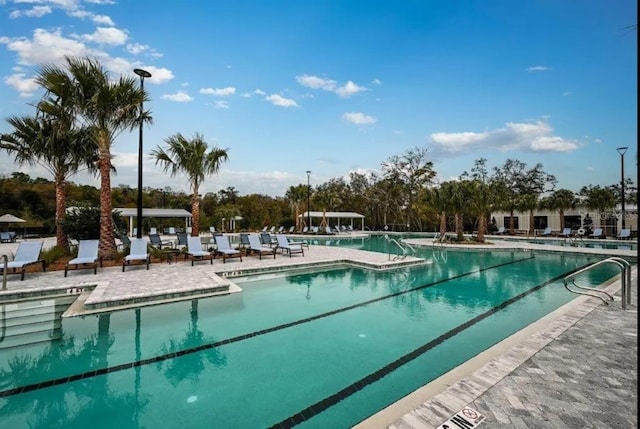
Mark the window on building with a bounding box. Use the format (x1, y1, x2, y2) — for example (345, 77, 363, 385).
(503, 216, 519, 229)
(564, 215, 582, 230)
(533, 216, 548, 229)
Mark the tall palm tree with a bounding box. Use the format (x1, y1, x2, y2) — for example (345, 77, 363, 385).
(36, 56, 150, 258)
(151, 132, 229, 236)
(540, 189, 579, 230)
(0, 114, 95, 250)
(284, 184, 307, 230)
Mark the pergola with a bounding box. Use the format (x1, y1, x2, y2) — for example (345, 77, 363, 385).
(114, 208, 192, 236)
(299, 211, 365, 230)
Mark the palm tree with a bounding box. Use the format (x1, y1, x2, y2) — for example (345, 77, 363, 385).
(152, 132, 229, 236)
(284, 184, 307, 230)
(0, 114, 95, 250)
(36, 56, 150, 258)
(540, 189, 579, 230)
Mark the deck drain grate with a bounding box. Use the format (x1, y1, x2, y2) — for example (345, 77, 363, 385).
(437, 407, 485, 428)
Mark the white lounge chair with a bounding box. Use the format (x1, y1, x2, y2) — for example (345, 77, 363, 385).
(559, 228, 572, 238)
(617, 228, 631, 240)
(186, 236, 213, 265)
(275, 234, 304, 257)
(540, 227, 552, 236)
(496, 226, 506, 235)
(123, 238, 150, 271)
(213, 235, 242, 263)
(65, 239, 101, 277)
(0, 241, 45, 281)
(247, 234, 276, 260)
(589, 228, 603, 239)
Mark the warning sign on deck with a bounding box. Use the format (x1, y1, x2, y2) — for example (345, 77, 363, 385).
(436, 406, 485, 429)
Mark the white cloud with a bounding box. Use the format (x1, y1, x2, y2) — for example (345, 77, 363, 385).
(214, 100, 229, 109)
(139, 66, 174, 84)
(265, 93, 298, 107)
(296, 73, 367, 98)
(200, 86, 236, 96)
(562, 91, 572, 97)
(526, 65, 551, 72)
(335, 80, 367, 98)
(82, 27, 128, 45)
(10, 5, 52, 18)
(4, 73, 39, 97)
(126, 43, 148, 54)
(161, 91, 193, 102)
(371, 78, 382, 85)
(241, 88, 265, 97)
(92, 14, 114, 25)
(342, 112, 376, 125)
(296, 74, 336, 90)
(428, 120, 579, 154)
(1, 28, 93, 66)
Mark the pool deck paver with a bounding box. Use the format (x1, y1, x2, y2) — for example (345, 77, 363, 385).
(1, 234, 637, 428)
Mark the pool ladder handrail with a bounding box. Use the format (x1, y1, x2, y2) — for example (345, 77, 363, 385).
(2, 254, 7, 291)
(385, 235, 412, 260)
(563, 257, 632, 310)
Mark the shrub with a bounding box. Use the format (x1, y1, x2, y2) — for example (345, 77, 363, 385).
(61, 206, 127, 240)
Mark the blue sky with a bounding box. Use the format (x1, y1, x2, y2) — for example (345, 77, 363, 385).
(0, 0, 637, 197)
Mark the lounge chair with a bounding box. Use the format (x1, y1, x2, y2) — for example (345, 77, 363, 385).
(540, 227, 552, 237)
(617, 228, 631, 240)
(213, 235, 243, 263)
(276, 226, 284, 234)
(149, 233, 173, 250)
(168, 227, 177, 235)
(288, 226, 295, 233)
(122, 238, 150, 271)
(64, 239, 101, 277)
(275, 234, 304, 257)
(209, 226, 216, 234)
(589, 228, 603, 239)
(149, 227, 157, 235)
(0, 241, 45, 281)
(496, 226, 506, 235)
(260, 232, 277, 247)
(175, 232, 188, 249)
(302, 226, 309, 234)
(269, 226, 276, 233)
(324, 226, 334, 235)
(186, 236, 213, 265)
(0, 231, 13, 243)
(559, 228, 572, 238)
(247, 234, 276, 260)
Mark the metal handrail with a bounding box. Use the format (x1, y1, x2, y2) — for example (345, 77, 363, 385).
(606, 257, 632, 305)
(385, 236, 409, 260)
(2, 254, 7, 291)
(563, 257, 629, 309)
(399, 239, 416, 255)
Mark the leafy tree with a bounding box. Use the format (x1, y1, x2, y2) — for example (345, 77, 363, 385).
(540, 189, 579, 230)
(37, 56, 150, 258)
(285, 184, 308, 230)
(61, 206, 126, 240)
(1, 111, 95, 250)
(579, 185, 618, 228)
(152, 132, 229, 236)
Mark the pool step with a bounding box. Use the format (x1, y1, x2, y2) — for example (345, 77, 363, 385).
(0, 296, 75, 350)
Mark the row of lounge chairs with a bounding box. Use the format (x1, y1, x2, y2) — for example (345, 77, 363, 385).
(495, 226, 631, 240)
(1, 232, 307, 280)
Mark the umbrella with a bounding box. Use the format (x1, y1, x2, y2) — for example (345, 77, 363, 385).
(0, 214, 26, 232)
(0, 214, 26, 223)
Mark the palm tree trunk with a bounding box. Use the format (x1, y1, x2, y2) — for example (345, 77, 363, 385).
(98, 149, 116, 258)
(477, 214, 486, 243)
(439, 211, 447, 242)
(455, 212, 464, 241)
(54, 176, 69, 251)
(191, 190, 200, 236)
(559, 209, 565, 229)
(529, 209, 535, 237)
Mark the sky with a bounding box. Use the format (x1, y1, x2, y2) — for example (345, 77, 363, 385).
(0, 0, 637, 198)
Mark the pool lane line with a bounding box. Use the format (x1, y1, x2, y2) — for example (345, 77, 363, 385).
(0, 255, 533, 399)
(269, 261, 594, 429)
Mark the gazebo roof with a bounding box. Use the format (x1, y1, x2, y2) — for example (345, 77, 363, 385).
(299, 211, 364, 219)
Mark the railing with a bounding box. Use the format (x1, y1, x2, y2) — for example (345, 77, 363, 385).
(2, 254, 7, 291)
(385, 235, 411, 260)
(563, 257, 632, 310)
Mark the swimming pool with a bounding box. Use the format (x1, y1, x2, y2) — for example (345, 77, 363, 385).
(0, 246, 625, 428)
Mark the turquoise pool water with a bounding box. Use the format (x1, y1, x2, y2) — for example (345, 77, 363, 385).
(0, 245, 624, 428)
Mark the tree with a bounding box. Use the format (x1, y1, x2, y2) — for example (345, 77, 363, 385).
(152, 132, 229, 236)
(284, 184, 307, 230)
(1, 112, 95, 250)
(579, 185, 618, 228)
(540, 189, 579, 230)
(37, 56, 150, 258)
(382, 146, 436, 230)
(461, 158, 498, 243)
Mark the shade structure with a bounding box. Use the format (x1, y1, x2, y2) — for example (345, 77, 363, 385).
(0, 214, 26, 223)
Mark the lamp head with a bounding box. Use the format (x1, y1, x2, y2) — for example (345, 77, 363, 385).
(617, 146, 628, 156)
(133, 68, 152, 79)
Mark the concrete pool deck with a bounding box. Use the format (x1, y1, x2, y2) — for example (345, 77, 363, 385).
(1, 234, 637, 428)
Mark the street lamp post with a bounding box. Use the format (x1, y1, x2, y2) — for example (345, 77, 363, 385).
(133, 68, 152, 239)
(306, 170, 311, 229)
(617, 146, 628, 230)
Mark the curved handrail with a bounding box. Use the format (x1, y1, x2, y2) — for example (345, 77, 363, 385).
(606, 257, 632, 305)
(563, 257, 628, 309)
(2, 254, 7, 291)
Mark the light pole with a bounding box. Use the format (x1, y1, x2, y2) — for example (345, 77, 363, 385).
(133, 68, 151, 239)
(306, 170, 311, 229)
(617, 146, 628, 230)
